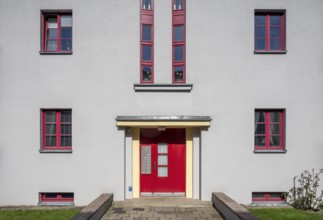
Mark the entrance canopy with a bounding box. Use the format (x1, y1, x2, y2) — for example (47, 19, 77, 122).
(116, 116, 212, 127)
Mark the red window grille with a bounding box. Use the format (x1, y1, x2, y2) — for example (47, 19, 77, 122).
(41, 12, 72, 53)
(140, 0, 154, 83)
(255, 11, 285, 52)
(255, 110, 284, 150)
(41, 110, 72, 150)
(172, 0, 186, 83)
(252, 192, 286, 202)
(40, 192, 74, 203)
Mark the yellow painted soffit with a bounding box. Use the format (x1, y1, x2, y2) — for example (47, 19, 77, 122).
(116, 121, 210, 127)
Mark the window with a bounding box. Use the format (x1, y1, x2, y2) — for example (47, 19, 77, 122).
(142, 45, 152, 61)
(255, 110, 284, 151)
(41, 110, 72, 151)
(174, 25, 184, 41)
(39, 192, 74, 205)
(172, 0, 186, 83)
(142, 0, 152, 10)
(252, 192, 286, 203)
(41, 11, 72, 53)
(174, 0, 184, 10)
(140, 0, 154, 83)
(158, 143, 168, 177)
(255, 10, 285, 52)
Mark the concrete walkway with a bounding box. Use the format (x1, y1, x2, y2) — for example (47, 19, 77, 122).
(101, 197, 223, 220)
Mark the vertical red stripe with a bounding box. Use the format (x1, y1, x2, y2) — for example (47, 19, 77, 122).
(280, 111, 284, 149)
(57, 15, 61, 52)
(266, 15, 270, 50)
(42, 111, 45, 149)
(57, 111, 60, 147)
(265, 112, 270, 147)
(42, 15, 45, 52)
(281, 14, 285, 50)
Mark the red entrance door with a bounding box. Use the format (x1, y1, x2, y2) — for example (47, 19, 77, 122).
(140, 129, 186, 194)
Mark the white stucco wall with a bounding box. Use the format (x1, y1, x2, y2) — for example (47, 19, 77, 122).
(0, 0, 323, 205)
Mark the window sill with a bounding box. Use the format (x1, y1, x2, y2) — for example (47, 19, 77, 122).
(134, 83, 193, 92)
(39, 149, 72, 153)
(254, 149, 287, 154)
(254, 50, 287, 54)
(38, 202, 74, 206)
(251, 201, 288, 207)
(39, 51, 73, 55)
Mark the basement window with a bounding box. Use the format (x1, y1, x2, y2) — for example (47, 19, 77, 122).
(39, 192, 74, 206)
(252, 192, 286, 204)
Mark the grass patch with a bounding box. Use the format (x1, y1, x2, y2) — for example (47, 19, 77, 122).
(0, 208, 81, 220)
(248, 207, 323, 220)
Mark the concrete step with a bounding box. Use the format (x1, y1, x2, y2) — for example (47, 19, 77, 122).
(101, 198, 223, 220)
(113, 197, 212, 208)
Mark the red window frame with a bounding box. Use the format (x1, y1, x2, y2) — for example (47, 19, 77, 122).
(254, 110, 284, 150)
(41, 110, 72, 150)
(140, 0, 154, 83)
(40, 192, 74, 203)
(252, 192, 286, 202)
(172, 0, 186, 83)
(41, 12, 72, 53)
(255, 11, 285, 52)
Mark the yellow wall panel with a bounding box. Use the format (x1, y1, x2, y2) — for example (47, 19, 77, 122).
(186, 128, 193, 198)
(132, 128, 140, 198)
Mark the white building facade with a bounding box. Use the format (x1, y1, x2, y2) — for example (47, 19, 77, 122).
(0, 0, 323, 206)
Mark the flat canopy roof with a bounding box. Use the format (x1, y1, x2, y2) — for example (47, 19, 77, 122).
(116, 116, 212, 127)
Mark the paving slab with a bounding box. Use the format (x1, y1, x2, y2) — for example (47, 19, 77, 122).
(101, 198, 223, 220)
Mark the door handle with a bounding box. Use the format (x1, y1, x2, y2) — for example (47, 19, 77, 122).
(154, 162, 156, 169)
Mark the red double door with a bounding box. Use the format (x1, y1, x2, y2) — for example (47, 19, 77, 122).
(140, 128, 186, 194)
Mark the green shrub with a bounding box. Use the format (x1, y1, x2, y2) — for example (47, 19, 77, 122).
(288, 169, 323, 211)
